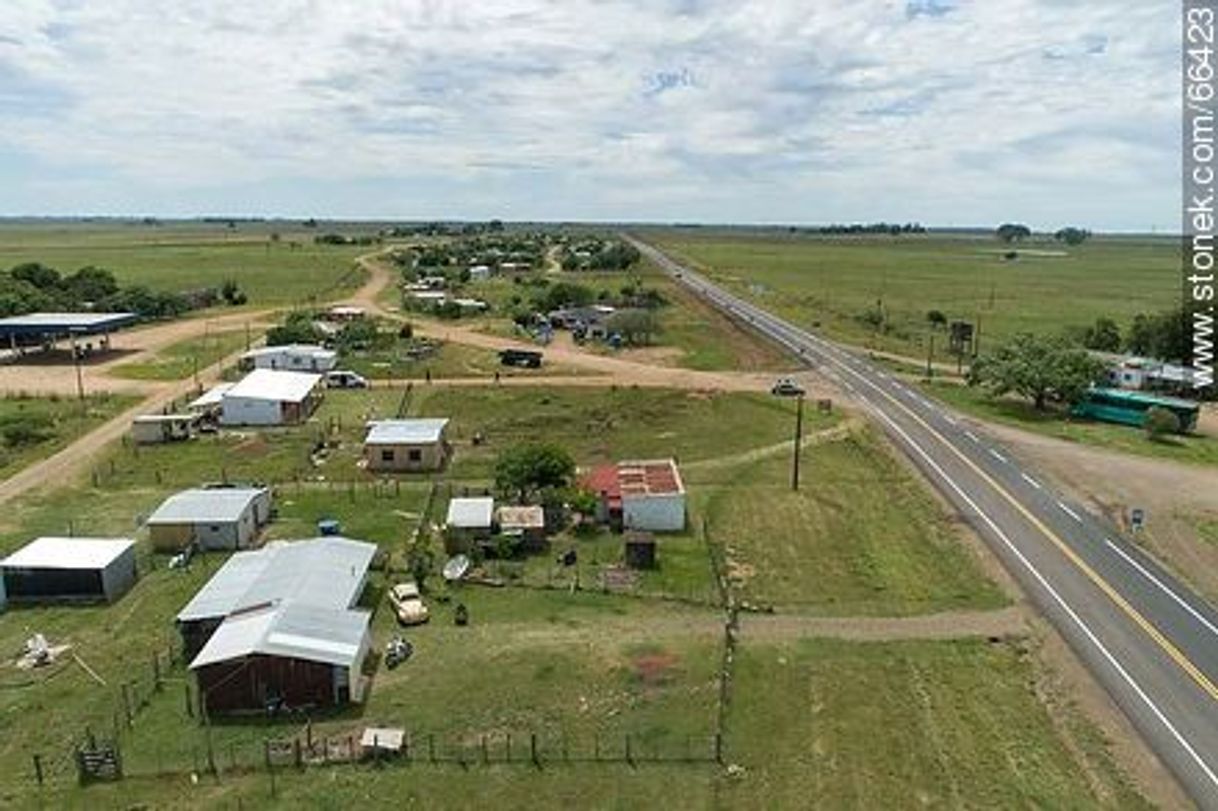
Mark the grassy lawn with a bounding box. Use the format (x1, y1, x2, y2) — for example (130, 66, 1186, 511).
(340, 338, 585, 381)
(110, 329, 256, 381)
(649, 230, 1178, 358)
(703, 427, 1007, 615)
(0, 392, 137, 480)
(919, 379, 1218, 467)
(408, 385, 821, 480)
(0, 221, 369, 307)
(722, 637, 1150, 809)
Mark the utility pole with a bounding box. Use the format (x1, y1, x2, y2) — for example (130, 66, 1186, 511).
(70, 333, 85, 405)
(926, 333, 935, 381)
(791, 395, 804, 491)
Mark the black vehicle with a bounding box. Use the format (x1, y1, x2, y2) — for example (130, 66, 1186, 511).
(499, 348, 543, 369)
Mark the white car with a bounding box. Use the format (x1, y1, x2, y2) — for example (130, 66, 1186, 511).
(325, 370, 369, 389)
(770, 377, 806, 397)
(388, 581, 430, 626)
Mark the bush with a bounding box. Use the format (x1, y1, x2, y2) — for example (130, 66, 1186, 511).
(1143, 406, 1181, 440)
(0, 412, 56, 447)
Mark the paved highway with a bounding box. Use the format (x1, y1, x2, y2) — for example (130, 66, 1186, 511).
(629, 235, 1218, 808)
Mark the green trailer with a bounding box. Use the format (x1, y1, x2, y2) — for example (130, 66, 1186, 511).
(1071, 387, 1200, 433)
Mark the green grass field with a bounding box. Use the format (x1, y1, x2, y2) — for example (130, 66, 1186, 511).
(703, 427, 1007, 615)
(722, 637, 1150, 809)
(0, 393, 136, 481)
(0, 221, 369, 307)
(648, 230, 1178, 358)
(110, 329, 256, 381)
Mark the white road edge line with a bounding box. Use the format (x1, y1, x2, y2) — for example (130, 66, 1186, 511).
(1057, 501, 1083, 523)
(1105, 539, 1218, 640)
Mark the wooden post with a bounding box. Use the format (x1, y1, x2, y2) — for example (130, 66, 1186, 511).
(625, 734, 633, 766)
(715, 733, 723, 764)
(293, 738, 302, 769)
(530, 733, 539, 767)
(481, 735, 488, 764)
(505, 733, 512, 762)
(428, 734, 436, 763)
(791, 395, 804, 491)
(593, 733, 599, 761)
(32, 754, 43, 786)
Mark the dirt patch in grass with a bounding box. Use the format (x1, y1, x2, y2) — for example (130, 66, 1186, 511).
(631, 648, 681, 688)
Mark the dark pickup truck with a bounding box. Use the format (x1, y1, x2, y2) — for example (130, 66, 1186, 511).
(499, 348, 543, 368)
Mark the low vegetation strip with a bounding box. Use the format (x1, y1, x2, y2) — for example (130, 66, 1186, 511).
(738, 605, 1026, 642)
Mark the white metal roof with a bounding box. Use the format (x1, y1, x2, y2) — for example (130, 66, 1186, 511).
(147, 487, 266, 525)
(2, 537, 134, 570)
(0, 312, 137, 330)
(176, 536, 377, 622)
(364, 418, 449, 445)
(188, 382, 234, 410)
(447, 497, 494, 528)
(243, 344, 336, 360)
(224, 368, 321, 403)
(189, 602, 370, 670)
(133, 413, 196, 424)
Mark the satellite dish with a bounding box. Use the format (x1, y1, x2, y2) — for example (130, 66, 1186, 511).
(443, 554, 471, 582)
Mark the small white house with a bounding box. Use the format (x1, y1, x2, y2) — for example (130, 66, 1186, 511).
(146, 486, 273, 551)
(445, 497, 494, 549)
(241, 344, 337, 373)
(221, 369, 323, 426)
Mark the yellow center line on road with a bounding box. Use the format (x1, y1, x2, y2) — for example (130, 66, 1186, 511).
(851, 362, 1218, 705)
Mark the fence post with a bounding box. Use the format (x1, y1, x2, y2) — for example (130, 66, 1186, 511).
(428, 734, 436, 763)
(294, 739, 302, 770)
(530, 733, 539, 768)
(594, 733, 599, 761)
(505, 733, 512, 763)
(715, 733, 723, 764)
(32, 754, 42, 787)
(625, 734, 633, 767)
(481, 735, 488, 765)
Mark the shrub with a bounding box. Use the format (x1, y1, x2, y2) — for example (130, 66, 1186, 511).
(1144, 406, 1181, 440)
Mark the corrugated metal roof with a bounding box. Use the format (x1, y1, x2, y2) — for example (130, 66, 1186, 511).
(617, 459, 685, 497)
(2, 537, 134, 570)
(447, 497, 494, 528)
(189, 602, 370, 669)
(188, 382, 234, 409)
(175, 537, 376, 622)
(495, 505, 544, 530)
(243, 344, 336, 361)
(0, 312, 138, 335)
(224, 369, 321, 403)
(364, 418, 449, 445)
(147, 487, 266, 525)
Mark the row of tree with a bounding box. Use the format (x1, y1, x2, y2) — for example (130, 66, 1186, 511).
(1070, 307, 1197, 361)
(0, 262, 246, 319)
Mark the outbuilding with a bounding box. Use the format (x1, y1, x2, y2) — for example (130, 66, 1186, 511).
(146, 486, 272, 551)
(240, 344, 337, 373)
(363, 419, 451, 472)
(176, 536, 376, 713)
(187, 382, 234, 419)
(131, 413, 198, 445)
(1, 537, 137, 603)
(495, 505, 546, 549)
(445, 497, 494, 551)
(221, 369, 323, 426)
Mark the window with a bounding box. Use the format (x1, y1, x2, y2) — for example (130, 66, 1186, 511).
(408, 449, 423, 462)
(381, 450, 394, 462)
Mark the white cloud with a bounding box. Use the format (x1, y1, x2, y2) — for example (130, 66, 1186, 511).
(0, 0, 1182, 229)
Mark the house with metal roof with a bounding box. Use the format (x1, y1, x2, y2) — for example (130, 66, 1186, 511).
(220, 369, 323, 426)
(1, 537, 137, 604)
(581, 458, 686, 532)
(146, 486, 272, 551)
(240, 344, 338, 373)
(176, 537, 377, 714)
(363, 418, 451, 472)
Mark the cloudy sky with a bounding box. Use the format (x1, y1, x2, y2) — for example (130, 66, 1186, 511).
(0, 1, 1180, 230)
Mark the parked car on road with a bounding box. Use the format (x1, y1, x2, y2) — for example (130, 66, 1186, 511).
(770, 377, 805, 397)
(325, 370, 369, 389)
(388, 581, 430, 625)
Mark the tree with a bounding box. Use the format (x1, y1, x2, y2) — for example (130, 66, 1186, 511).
(995, 223, 1032, 243)
(926, 310, 947, 329)
(1126, 308, 1190, 362)
(1143, 406, 1181, 440)
(1054, 226, 1090, 246)
(606, 308, 659, 345)
(537, 281, 594, 312)
(968, 333, 1106, 411)
(10, 262, 61, 289)
(494, 443, 576, 502)
(266, 311, 323, 346)
(62, 265, 119, 301)
(1082, 317, 1121, 352)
